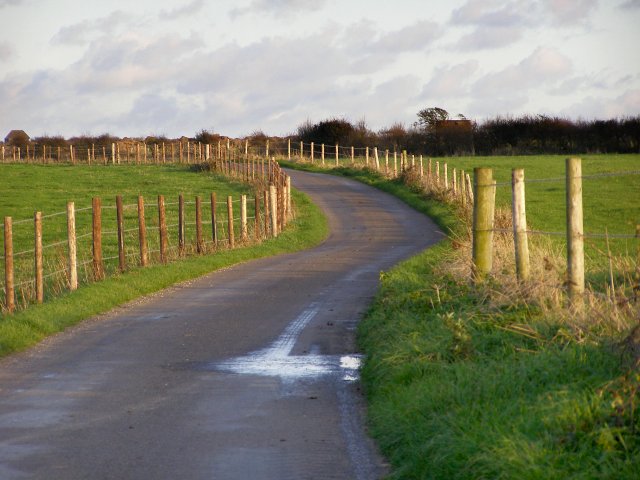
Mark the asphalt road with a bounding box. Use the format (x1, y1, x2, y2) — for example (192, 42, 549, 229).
(0, 169, 442, 480)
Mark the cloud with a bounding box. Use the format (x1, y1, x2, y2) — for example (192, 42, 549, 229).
(562, 89, 640, 119)
(372, 20, 442, 53)
(543, 0, 598, 24)
(0, 0, 21, 8)
(50, 10, 130, 46)
(0, 41, 14, 61)
(451, 0, 528, 27)
(619, 0, 640, 8)
(473, 46, 573, 97)
(229, 0, 328, 19)
(421, 60, 479, 97)
(454, 25, 522, 50)
(159, 0, 204, 20)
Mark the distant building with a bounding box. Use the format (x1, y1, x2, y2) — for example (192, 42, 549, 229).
(4, 130, 30, 146)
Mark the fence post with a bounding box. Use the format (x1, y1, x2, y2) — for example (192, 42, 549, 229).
(116, 195, 126, 272)
(393, 151, 398, 177)
(466, 173, 474, 204)
(266, 139, 269, 158)
(111, 143, 116, 164)
(67, 202, 78, 291)
(444, 163, 449, 189)
(178, 194, 185, 256)
(227, 196, 235, 248)
(270, 185, 278, 237)
(335, 144, 339, 166)
(4, 217, 14, 313)
(158, 195, 167, 263)
(472, 168, 496, 282)
(566, 157, 585, 303)
(92, 197, 104, 280)
(374, 147, 380, 171)
(452, 168, 457, 195)
(137, 196, 147, 267)
(321, 143, 325, 165)
(512, 168, 530, 281)
(419, 156, 424, 178)
(34, 212, 43, 303)
(264, 190, 270, 237)
(211, 192, 218, 246)
(286, 176, 292, 220)
(255, 195, 261, 240)
(460, 170, 467, 207)
(311, 142, 314, 163)
(300, 141, 303, 161)
(365, 147, 369, 166)
(241, 195, 248, 242)
(196, 196, 203, 253)
(288, 138, 291, 160)
(351, 146, 355, 164)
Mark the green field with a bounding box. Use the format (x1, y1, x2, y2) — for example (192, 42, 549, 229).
(0, 163, 328, 355)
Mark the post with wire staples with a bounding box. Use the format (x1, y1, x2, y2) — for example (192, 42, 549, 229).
(472, 168, 495, 282)
(512, 168, 530, 282)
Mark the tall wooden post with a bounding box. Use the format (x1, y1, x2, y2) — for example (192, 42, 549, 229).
(4, 217, 14, 313)
(211, 192, 218, 245)
(288, 138, 291, 160)
(67, 202, 78, 291)
(137, 196, 148, 267)
(335, 144, 339, 166)
(263, 190, 270, 237)
(374, 147, 379, 171)
(270, 185, 278, 237)
(116, 195, 126, 272)
(34, 212, 43, 303)
(227, 196, 235, 248)
(472, 168, 496, 282)
(512, 169, 530, 281)
(241, 195, 248, 242)
(321, 143, 325, 165)
(195, 196, 203, 253)
(566, 157, 584, 302)
(255, 195, 261, 240)
(310, 142, 314, 163)
(178, 194, 185, 256)
(92, 197, 104, 280)
(158, 195, 167, 263)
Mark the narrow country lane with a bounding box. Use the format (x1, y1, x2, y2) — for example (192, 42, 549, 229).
(0, 169, 442, 480)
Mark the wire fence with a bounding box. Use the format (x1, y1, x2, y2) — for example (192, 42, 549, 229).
(0, 158, 292, 315)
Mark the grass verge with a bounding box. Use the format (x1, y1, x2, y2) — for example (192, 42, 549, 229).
(0, 187, 327, 357)
(281, 159, 639, 479)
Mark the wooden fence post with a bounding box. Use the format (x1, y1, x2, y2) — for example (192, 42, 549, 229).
(300, 141, 304, 161)
(270, 185, 278, 237)
(460, 170, 467, 207)
(196, 196, 203, 253)
(374, 147, 380, 171)
(466, 173, 474, 204)
(4, 217, 14, 313)
(311, 142, 314, 163)
(158, 195, 167, 263)
(137, 196, 147, 267)
(566, 157, 585, 303)
(241, 195, 248, 242)
(92, 197, 104, 280)
(419, 156, 424, 178)
(365, 147, 369, 166)
(67, 202, 78, 291)
(335, 144, 339, 166)
(111, 143, 116, 164)
(178, 194, 185, 256)
(211, 192, 218, 246)
(452, 168, 458, 195)
(472, 168, 496, 282)
(286, 176, 292, 220)
(351, 146, 355, 164)
(512, 168, 530, 281)
(255, 195, 261, 240)
(264, 190, 270, 237)
(266, 139, 269, 158)
(288, 138, 291, 160)
(321, 144, 325, 165)
(227, 196, 234, 248)
(34, 212, 43, 303)
(116, 195, 126, 272)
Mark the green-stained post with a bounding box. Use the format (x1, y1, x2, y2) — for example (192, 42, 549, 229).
(472, 168, 496, 282)
(566, 157, 584, 303)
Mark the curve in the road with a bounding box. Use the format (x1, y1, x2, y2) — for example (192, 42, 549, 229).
(0, 168, 442, 480)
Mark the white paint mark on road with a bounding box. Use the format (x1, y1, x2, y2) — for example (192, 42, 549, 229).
(215, 303, 362, 382)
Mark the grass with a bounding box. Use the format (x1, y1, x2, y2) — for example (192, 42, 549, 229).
(281, 156, 640, 479)
(0, 163, 328, 356)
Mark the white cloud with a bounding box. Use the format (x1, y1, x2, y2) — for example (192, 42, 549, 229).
(562, 88, 640, 118)
(50, 11, 131, 46)
(421, 60, 479, 97)
(451, 0, 528, 27)
(454, 25, 522, 50)
(229, 0, 328, 19)
(619, 0, 640, 9)
(0, 0, 21, 7)
(0, 41, 13, 61)
(473, 46, 573, 97)
(543, 0, 598, 24)
(159, 0, 204, 20)
(372, 20, 442, 53)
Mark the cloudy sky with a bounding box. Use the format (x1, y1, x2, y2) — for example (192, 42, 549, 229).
(1, 0, 639, 139)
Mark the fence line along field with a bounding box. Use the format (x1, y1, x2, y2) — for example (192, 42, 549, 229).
(0, 159, 292, 314)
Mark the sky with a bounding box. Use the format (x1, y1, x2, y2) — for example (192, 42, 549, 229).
(1, 0, 639, 139)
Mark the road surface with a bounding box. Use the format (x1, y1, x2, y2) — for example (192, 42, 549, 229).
(0, 169, 442, 479)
